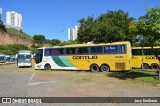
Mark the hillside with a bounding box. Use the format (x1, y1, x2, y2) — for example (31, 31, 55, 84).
(6, 28, 32, 40)
(0, 28, 34, 47)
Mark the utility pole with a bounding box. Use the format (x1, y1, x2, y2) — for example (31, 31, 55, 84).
(142, 36, 144, 71)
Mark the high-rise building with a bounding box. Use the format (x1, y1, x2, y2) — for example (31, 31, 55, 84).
(6, 11, 22, 30)
(0, 8, 2, 20)
(68, 25, 79, 41)
(74, 25, 79, 40)
(68, 28, 75, 40)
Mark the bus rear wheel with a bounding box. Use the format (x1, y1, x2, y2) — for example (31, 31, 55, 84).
(151, 63, 159, 69)
(44, 64, 51, 70)
(100, 64, 110, 72)
(142, 63, 149, 69)
(90, 64, 99, 72)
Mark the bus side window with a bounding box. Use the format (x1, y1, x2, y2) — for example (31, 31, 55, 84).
(45, 49, 50, 56)
(104, 46, 118, 54)
(137, 49, 142, 55)
(132, 49, 142, 55)
(71, 48, 76, 54)
(97, 47, 102, 53)
(76, 48, 79, 54)
(59, 49, 64, 55)
(83, 47, 89, 54)
(158, 49, 160, 55)
(119, 45, 125, 53)
(54, 49, 59, 55)
(45, 49, 54, 56)
(154, 49, 158, 55)
(90, 47, 97, 53)
(104, 46, 110, 53)
(145, 49, 151, 55)
(67, 48, 76, 54)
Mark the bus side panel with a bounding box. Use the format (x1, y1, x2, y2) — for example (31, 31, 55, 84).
(67, 54, 131, 71)
(131, 56, 142, 68)
(131, 55, 160, 69)
(144, 55, 159, 67)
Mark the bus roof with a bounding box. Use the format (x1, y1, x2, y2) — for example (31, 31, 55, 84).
(37, 41, 130, 49)
(0, 53, 5, 56)
(18, 50, 31, 53)
(132, 46, 160, 49)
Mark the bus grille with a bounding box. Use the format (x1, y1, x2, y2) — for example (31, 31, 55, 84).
(115, 62, 125, 70)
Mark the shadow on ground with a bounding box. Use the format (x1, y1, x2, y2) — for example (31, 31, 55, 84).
(107, 71, 159, 80)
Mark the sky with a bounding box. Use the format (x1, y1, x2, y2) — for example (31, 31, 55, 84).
(0, 0, 159, 41)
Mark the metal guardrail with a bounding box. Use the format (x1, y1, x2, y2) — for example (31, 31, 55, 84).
(138, 69, 160, 79)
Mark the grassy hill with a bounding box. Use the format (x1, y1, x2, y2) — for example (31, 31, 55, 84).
(6, 28, 32, 40)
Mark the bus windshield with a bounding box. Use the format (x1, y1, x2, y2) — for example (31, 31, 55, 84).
(5, 56, 11, 62)
(17, 50, 32, 67)
(26, 55, 31, 59)
(18, 54, 31, 62)
(0, 56, 5, 62)
(18, 54, 25, 60)
(35, 49, 43, 64)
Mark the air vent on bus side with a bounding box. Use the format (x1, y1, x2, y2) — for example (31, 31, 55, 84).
(115, 62, 125, 70)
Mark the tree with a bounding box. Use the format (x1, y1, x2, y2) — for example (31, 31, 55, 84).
(77, 16, 96, 43)
(0, 44, 29, 55)
(77, 10, 136, 43)
(130, 6, 160, 48)
(0, 20, 6, 32)
(68, 40, 80, 44)
(129, 6, 160, 62)
(47, 39, 61, 46)
(33, 35, 46, 44)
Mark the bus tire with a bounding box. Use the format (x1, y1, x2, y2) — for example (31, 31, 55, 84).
(90, 64, 99, 72)
(151, 63, 159, 69)
(44, 64, 51, 70)
(142, 63, 149, 69)
(100, 64, 110, 72)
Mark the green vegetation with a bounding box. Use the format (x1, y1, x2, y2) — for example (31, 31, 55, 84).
(32, 35, 69, 46)
(1, 19, 32, 40)
(130, 70, 160, 85)
(108, 69, 160, 85)
(77, 10, 136, 43)
(129, 6, 160, 47)
(77, 6, 160, 46)
(0, 44, 29, 55)
(6, 28, 32, 40)
(132, 41, 160, 47)
(33, 34, 46, 44)
(0, 20, 7, 32)
(135, 76, 160, 85)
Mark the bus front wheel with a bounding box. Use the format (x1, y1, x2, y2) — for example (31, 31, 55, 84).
(44, 64, 51, 70)
(90, 64, 99, 72)
(100, 64, 110, 72)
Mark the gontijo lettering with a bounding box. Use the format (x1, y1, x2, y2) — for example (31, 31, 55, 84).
(72, 56, 98, 60)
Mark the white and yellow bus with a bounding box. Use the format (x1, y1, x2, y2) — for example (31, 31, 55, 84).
(35, 41, 132, 72)
(131, 47, 160, 69)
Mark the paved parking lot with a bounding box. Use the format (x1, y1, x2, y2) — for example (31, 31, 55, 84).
(0, 64, 160, 106)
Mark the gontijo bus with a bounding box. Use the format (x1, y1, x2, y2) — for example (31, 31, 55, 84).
(131, 46, 160, 69)
(35, 41, 132, 72)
